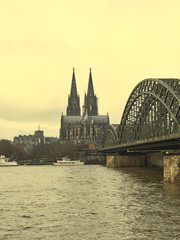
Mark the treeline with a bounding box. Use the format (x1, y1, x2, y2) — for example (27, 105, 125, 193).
(0, 140, 81, 160)
(23, 141, 76, 160)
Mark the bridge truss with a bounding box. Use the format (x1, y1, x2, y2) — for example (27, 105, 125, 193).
(103, 78, 180, 148)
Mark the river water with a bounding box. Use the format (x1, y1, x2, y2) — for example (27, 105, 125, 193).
(0, 165, 180, 240)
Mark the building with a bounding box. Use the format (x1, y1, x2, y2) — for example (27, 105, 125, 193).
(60, 68, 109, 148)
(14, 129, 58, 153)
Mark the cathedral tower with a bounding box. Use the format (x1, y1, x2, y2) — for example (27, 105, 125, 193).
(67, 68, 81, 116)
(83, 68, 98, 116)
(60, 68, 109, 147)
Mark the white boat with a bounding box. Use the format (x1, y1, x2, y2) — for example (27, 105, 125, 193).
(53, 156, 84, 166)
(0, 155, 18, 167)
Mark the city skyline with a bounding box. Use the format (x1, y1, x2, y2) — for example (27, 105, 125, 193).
(1, 0, 180, 140)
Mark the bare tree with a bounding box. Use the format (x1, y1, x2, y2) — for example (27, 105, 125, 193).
(0, 140, 15, 158)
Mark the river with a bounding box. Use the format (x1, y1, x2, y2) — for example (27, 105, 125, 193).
(0, 165, 180, 240)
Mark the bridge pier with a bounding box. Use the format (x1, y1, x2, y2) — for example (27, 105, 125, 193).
(106, 154, 146, 168)
(163, 153, 180, 182)
(106, 152, 180, 182)
(145, 152, 163, 167)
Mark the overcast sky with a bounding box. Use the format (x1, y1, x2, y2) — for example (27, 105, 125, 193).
(1, 0, 180, 140)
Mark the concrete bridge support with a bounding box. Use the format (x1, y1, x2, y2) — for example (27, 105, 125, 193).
(106, 153, 180, 182)
(164, 154, 180, 182)
(145, 152, 163, 167)
(106, 154, 146, 168)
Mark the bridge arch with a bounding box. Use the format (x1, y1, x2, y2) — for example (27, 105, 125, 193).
(118, 78, 180, 144)
(102, 124, 119, 147)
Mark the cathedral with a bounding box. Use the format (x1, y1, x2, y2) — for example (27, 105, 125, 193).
(60, 68, 109, 148)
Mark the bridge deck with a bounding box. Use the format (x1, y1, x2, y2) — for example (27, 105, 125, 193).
(100, 133, 180, 154)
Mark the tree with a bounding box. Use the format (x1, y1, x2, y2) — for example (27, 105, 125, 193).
(13, 140, 76, 161)
(0, 140, 15, 158)
(60, 141, 75, 159)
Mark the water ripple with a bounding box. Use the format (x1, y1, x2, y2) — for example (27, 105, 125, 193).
(0, 165, 180, 239)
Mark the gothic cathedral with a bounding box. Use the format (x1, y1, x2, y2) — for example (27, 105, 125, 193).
(60, 68, 109, 148)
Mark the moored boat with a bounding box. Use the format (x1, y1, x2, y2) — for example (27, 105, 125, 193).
(53, 156, 84, 166)
(0, 155, 18, 167)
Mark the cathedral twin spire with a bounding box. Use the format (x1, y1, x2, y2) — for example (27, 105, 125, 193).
(84, 68, 98, 116)
(67, 68, 81, 116)
(70, 68, 78, 97)
(66, 68, 98, 117)
(87, 68, 94, 97)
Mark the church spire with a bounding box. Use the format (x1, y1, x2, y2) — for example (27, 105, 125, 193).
(87, 68, 94, 97)
(67, 68, 81, 116)
(70, 68, 78, 97)
(84, 68, 98, 116)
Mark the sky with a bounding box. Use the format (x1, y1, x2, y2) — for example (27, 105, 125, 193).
(1, 0, 180, 140)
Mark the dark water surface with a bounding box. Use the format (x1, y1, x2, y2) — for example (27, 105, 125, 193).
(0, 165, 180, 240)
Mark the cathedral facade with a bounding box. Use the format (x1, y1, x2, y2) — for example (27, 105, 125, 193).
(60, 69, 109, 148)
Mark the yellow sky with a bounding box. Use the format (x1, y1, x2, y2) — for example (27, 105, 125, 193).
(1, 0, 180, 140)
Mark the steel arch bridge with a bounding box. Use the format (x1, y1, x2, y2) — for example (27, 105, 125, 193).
(103, 78, 180, 150)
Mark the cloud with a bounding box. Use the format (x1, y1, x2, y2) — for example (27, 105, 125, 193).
(0, 102, 62, 124)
